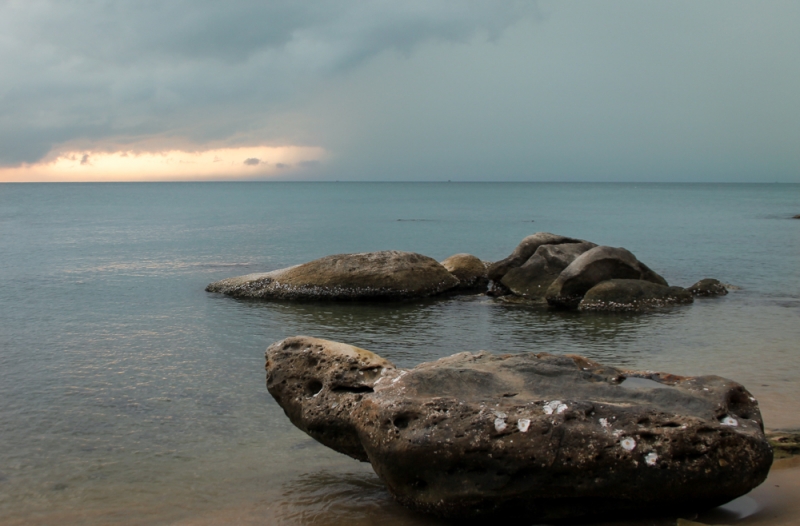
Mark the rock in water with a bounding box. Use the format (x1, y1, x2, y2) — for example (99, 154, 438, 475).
(486, 233, 587, 282)
(266, 337, 773, 521)
(580, 279, 694, 311)
(687, 278, 729, 297)
(206, 251, 459, 301)
(440, 253, 488, 290)
(500, 241, 597, 301)
(546, 246, 668, 309)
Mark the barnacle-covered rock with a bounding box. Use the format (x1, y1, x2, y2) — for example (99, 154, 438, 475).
(206, 251, 459, 301)
(687, 278, 729, 297)
(579, 279, 694, 311)
(266, 336, 773, 521)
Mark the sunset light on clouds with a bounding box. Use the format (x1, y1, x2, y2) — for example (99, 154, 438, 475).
(0, 146, 327, 182)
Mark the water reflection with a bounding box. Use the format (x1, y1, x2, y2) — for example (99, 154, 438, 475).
(224, 294, 686, 369)
(273, 471, 444, 526)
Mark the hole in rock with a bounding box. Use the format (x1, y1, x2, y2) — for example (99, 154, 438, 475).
(409, 479, 428, 489)
(393, 414, 417, 429)
(331, 385, 374, 394)
(305, 380, 323, 396)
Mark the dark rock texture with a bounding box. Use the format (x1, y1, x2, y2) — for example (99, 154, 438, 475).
(580, 279, 694, 311)
(440, 253, 488, 290)
(687, 278, 729, 297)
(206, 251, 459, 301)
(266, 336, 773, 521)
(486, 233, 586, 282)
(546, 246, 669, 309)
(500, 241, 596, 301)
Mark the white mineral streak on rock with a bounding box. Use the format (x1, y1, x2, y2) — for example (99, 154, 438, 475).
(391, 371, 408, 384)
(621, 437, 636, 451)
(721, 415, 739, 427)
(493, 410, 507, 419)
(556, 403, 568, 414)
(517, 419, 531, 432)
(494, 418, 507, 432)
(645, 452, 658, 466)
(599, 418, 609, 428)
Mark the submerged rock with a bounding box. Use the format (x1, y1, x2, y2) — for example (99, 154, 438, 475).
(687, 278, 729, 297)
(206, 251, 459, 301)
(546, 246, 668, 309)
(500, 241, 596, 301)
(266, 336, 773, 521)
(440, 253, 488, 290)
(580, 279, 694, 311)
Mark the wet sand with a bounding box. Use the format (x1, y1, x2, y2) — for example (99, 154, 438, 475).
(5, 451, 799, 526)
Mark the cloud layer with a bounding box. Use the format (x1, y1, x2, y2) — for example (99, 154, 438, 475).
(1, 1, 799, 181)
(0, 0, 534, 167)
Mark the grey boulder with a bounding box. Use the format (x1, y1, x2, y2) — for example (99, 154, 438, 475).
(579, 279, 694, 311)
(266, 336, 773, 521)
(486, 233, 586, 282)
(440, 253, 488, 290)
(500, 241, 597, 301)
(546, 246, 668, 309)
(206, 251, 459, 301)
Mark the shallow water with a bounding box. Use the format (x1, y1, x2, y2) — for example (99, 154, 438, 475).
(1, 182, 799, 524)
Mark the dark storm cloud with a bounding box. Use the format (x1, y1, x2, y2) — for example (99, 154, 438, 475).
(1, 1, 798, 181)
(0, 1, 536, 165)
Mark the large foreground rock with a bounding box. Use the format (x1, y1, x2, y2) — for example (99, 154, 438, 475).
(206, 251, 459, 301)
(546, 246, 668, 309)
(266, 336, 772, 521)
(580, 279, 694, 311)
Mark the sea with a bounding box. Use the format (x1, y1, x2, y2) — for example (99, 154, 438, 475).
(1, 182, 799, 525)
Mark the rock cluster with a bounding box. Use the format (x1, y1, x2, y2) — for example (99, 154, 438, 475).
(206, 233, 729, 310)
(266, 336, 773, 521)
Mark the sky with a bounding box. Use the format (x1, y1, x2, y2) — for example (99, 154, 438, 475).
(0, 0, 798, 182)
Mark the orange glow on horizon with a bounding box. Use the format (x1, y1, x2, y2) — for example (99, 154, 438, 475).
(0, 146, 327, 182)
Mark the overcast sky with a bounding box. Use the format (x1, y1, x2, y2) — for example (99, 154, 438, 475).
(1, 0, 798, 182)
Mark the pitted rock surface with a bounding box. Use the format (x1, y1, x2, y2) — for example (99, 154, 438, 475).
(486, 233, 586, 282)
(580, 279, 694, 311)
(546, 246, 668, 309)
(500, 241, 596, 301)
(440, 253, 488, 290)
(266, 337, 773, 521)
(687, 278, 729, 297)
(206, 251, 459, 300)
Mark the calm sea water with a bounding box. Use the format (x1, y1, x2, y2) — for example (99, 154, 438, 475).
(1, 182, 799, 525)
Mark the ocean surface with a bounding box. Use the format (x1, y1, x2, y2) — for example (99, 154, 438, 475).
(1, 182, 799, 525)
